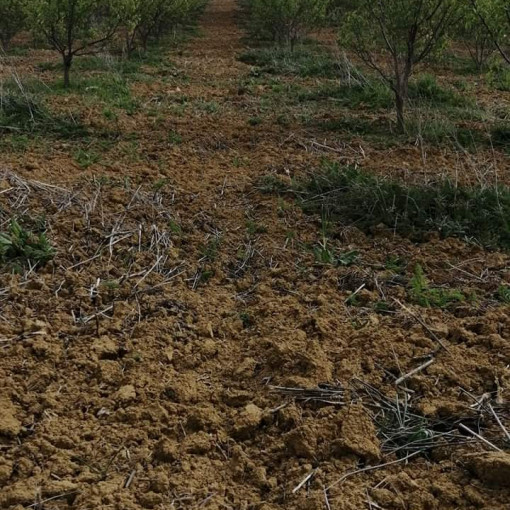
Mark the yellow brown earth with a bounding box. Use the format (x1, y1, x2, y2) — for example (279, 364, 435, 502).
(1, 1, 510, 509)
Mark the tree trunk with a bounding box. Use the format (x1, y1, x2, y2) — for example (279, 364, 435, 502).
(395, 91, 405, 133)
(63, 54, 73, 88)
(394, 78, 408, 133)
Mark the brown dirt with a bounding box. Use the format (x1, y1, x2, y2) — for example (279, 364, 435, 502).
(1, 1, 510, 509)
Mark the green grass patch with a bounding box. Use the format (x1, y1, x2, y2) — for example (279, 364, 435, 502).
(408, 74, 473, 108)
(410, 264, 466, 308)
(491, 123, 510, 152)
(294, 162, 510, 250)
(301, 74, 472, 111)
(496, 285, 510, 304)
(239, 47, 341, 78)
(0, 88, 87, 139)
(487, 62, 510, 92)
(74, 148, 102, 168)
(299, 81, 393, 109)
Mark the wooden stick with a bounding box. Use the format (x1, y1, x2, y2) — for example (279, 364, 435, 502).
(459, 424, 502, 452)
(395, 358, 435, 386)
(293, 469, 317, 494)
(326, 451, 420, 490)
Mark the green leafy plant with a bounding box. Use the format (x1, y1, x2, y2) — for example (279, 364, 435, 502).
(314, 238, 336, 265)
(0, 220, 55, 270)
(239, 311, 254, 328)
(337, 250, 359, 266)
(248, 116, 262, 126)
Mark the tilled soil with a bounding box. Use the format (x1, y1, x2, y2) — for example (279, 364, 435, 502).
(1, 1, 510, 509)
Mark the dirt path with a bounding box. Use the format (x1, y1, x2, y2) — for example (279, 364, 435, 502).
(1, 1, 510, 509)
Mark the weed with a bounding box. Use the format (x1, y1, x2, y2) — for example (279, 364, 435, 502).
(196, 100, 220, 114)
(0, 88, 87, 139)
(487, 61, 510, 92)
(248, 116, 262, 126)
(337, 250, 360, 266)
(496, 285, 510, 304)
(102, 108, 118, 121)
(233, 155, 249, 167)
(314, 232, 359, 266)
(410, 265, 465, 308)
(74, 148, 101, 168)
(276, 114, 290, 127)
(75, 74, 139, 114)
(239, 47, 341, 78)
(314, 238, 336, 265)
(240, 312, 254, 329)
(153, 178, 169, 192)
(490, 124, 510, 153)
(385, 256, 407, 273)
(167, 130, 183, 144)
(200, 236, 221, 262)
(296, 163, 510, 250)
(198, 269, 215, 284)
(101, 279, 120, 291)
(168, 220, 182, 235)
(246, 220, 267, 235)
(374, 300, 394, 314)
(0, 133, 31, 153)
(0, 220, 55, 270)
(408, 74, 472, 108)
(300, 80, 392, 109)
(346, 292, 362, 307)
(256, 174, 288, 194)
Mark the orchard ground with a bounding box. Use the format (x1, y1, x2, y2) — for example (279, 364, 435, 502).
(0, 0, 509, 509)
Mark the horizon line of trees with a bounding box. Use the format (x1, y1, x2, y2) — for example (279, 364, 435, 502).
(0, 0, 207, 87)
